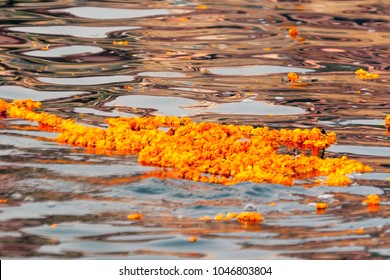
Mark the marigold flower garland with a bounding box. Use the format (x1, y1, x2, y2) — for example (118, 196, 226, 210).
(0, 98, 373, 186)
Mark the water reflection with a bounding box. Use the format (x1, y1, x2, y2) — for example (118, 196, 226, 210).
(0, 0, 390, 259)
(50, 7, 184, 20)
(9, 26, 139, 39)
(107, 95, 304, 116)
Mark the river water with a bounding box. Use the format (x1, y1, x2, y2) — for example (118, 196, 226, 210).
(0, 0, 390, 259)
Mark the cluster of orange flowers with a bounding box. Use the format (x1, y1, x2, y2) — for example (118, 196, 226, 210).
(199, 212, 262, 225)
(386, 115, 390, 133)
(0, 98, 372, 186)
(355, 68, 380, 79)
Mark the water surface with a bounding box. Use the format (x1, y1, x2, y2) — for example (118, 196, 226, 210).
(0, 0, 389, 260)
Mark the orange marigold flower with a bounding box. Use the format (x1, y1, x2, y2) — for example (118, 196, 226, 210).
(355, 68, 379, 79)
(127, 213, 143, 220)
(236, 212, 262, 225)
(287, 72, 299, 82)
(316, 202, 327, 210)
(188, 236, 197, 242)
(324, 173, 351, 186)
(355, 228, 364, 234)
(363, 194, 380, 206)
(289, 28, 298, 38)
(385, 115, 390, 133)
(214, 213, 223, 221)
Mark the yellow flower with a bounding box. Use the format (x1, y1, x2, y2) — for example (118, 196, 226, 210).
(214, 213, 223, 221)
(287, 72, 299, 82)
(355, 68, 379, 79)
(316, 202, 327, 210)
(127, 213, 143, 220)
(363, 194, 380, 206)
(188, 236, 197, 242)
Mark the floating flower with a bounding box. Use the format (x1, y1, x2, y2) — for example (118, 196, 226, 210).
(316, 202, 327, 210)
(214, 213, 224, 221)
(385, 115, 390, 133)
(288, 28, 298, 38)
(188, 236, 197, 242)
(127, 213, 143, 220)
(237, 212, 262, 225)
(324, 173, 352, 186)
(287, 72, 299, 82)
(363, 194, 380, 206)
(113, 40, 128, 46)
(355, 228, 364, 234)
(355, 68, 379, 79)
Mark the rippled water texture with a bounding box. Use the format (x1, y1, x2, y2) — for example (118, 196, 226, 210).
(1, 0, 390, 259)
